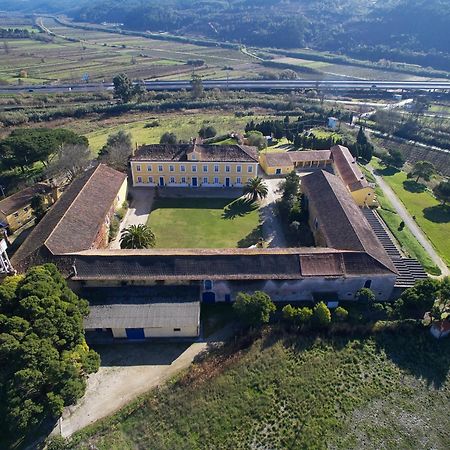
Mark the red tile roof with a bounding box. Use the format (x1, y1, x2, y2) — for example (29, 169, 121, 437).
(331, 145, 369, 191)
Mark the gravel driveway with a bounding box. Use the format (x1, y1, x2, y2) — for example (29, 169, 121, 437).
(110, 187, 155, 249)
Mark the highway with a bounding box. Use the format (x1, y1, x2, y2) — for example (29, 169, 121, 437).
(1, 79, 450, 94)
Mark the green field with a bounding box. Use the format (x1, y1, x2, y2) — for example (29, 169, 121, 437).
(147, 197, 262, 248)
(70, 328, 450, 449)
(85, 113, 271, 152)
(373, 159, 450, 267)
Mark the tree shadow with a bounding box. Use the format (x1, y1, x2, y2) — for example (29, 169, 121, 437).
(237, 224, 263, 248)
(222, 198, 257, 219)
(423, 204, 450, 223)
(373, 329, 450, 389)
(403, 180, 427, 193)
(374, 166, 400, 177)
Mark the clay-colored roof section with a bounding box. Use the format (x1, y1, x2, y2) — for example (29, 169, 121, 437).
(131, 143, 258, 163)
(331, 145, 369, 191)
(0, 183, 52, 218)
(12, 164, 126, 269)
(263, 150, 331, 167)
(70, 246, 392, 281)
(301, 170, 397, 274)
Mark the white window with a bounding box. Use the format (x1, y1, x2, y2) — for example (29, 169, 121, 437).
(237, 165, 242, 173)
(203, 165, 208, 172)
(180, 165, 186, 172)
(247, 165, 253, 173)
(214, 177, 219, 184)
(147, 165, 152, 171)
(169, 165, 174, 172)
(181, 177, 186, 183)
(192, 165, 197, 172)
(170, 176, 175, 183)
(158, 165, 163, 172)
(24, 207, 29, 212)
(214, 165, 219, 173)
(14, 212, 19, 217)
(236, 177, 241, 184)
(203, 177, 208, 184)
(136, 164, 141, 172)
(225, 165, 230, 172)
(148, 176, 153, 183)
(137, 176, 142, 183)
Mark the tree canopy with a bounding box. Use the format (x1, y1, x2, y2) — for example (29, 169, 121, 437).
(0, 264, 99, 442)
(120, 224, 156, 249)
(233, 291, 276, 326)
(409, 160, 437, 183)
(0, 128, 88, 173)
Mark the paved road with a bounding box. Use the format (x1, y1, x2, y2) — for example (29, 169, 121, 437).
(55, 324, 237, 438)
(2, 80, 450, 94)
(368, 165, 449, 276)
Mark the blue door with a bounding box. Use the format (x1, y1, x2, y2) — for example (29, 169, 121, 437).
(225, 177, 230, 187)
(159, 177, 165, 187)
(192, 177, 198, 187)
(202, 292, 216, 303)
(126, 328, 145, 339)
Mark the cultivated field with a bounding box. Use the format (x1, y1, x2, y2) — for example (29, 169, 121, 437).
(2, 14, 447, 85)
(69, 329, 450, 449)
(0, 16, 259, 84)
(148, 198, 261, 248)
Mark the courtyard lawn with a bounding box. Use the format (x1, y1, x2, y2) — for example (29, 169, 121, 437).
(147, 197, 262, 248)
(70, 329, 450, 449)
(372, 159, 450, 267)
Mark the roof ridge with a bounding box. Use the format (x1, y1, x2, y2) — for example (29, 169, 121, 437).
(319, 171, 397, 274)
(44, 165, 100, 254)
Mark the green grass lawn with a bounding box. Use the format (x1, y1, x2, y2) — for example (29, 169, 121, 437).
(372, 159, 450, 268)
(359, 165, 440, 275)
(69, 328, 450, 449)
(147, 197, 262, 248)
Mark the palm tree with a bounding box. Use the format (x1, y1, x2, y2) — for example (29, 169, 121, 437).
(244, 176, 268, 202)
(120, 224, 156, 249)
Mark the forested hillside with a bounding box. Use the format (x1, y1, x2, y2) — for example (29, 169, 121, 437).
(1, 0, 450, 71)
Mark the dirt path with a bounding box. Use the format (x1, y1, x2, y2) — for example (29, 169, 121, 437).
(368, 165, 449, 276)
(54, 326, 235, 438)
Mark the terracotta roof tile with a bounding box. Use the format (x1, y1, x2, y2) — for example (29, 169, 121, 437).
(0, 183, 52, 218)
(131, 143, 258, 162)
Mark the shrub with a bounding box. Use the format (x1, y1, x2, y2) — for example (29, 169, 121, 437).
(109, 217, 120, 240)
(312, 302, 331, 328)
(233, 291, 276, 326)
(333, 306, 349, 322)
(144, 120, 160, 128)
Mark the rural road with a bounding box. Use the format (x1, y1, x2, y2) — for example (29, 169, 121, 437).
(368, 165, 449, 276)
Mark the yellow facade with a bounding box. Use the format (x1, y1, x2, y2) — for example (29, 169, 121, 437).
(350, 186, 377, 207)
(259, 154, 293, 176)
(130, 161, 258, 188)
(2, 193, 55, 233)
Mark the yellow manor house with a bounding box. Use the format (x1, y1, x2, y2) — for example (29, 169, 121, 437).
(130, 140, 259, 188)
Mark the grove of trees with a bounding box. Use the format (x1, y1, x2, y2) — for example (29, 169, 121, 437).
(0, 264, 99, 442)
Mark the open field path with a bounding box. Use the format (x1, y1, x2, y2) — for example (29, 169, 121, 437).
(367, 165, 449, 277)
